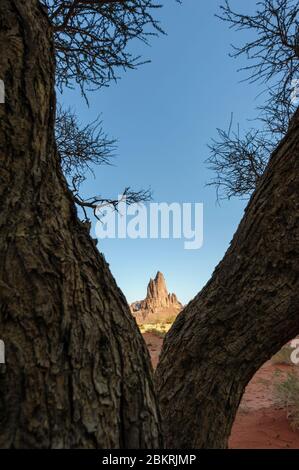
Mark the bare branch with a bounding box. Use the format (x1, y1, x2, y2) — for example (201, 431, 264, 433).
(73, 184, 152, 220)
(42, 0, 166, 94)
(208, 0, 299, 200)
(55, 107, 152, 220)
(206, 118, 274, 200)
(217, 0, 299, 107)
(55, 105, 116, 182)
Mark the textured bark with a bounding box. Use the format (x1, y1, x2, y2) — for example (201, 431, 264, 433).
(156, 109, 299, 448)
(0, 0, 161, 449)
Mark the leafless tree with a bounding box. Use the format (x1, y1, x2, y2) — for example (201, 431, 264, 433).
(207, 115, 272, 199)
(43, 1, 168, 217)
(43, 0, 166, 94)
(207, 0, 299, 199)
(56, 105, 116, 181)
(218, 0, 299, 97)
(55, 105, 152, 219)
(73, 186, 152, 222)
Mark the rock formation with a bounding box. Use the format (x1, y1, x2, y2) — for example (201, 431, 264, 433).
(131, 271, 183, 324)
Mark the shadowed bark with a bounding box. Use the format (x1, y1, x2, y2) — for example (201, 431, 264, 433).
(156, 108, 299, 449)
(0, 0, 161, 449)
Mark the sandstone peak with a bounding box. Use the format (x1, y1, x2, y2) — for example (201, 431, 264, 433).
(147, 271, 168, 300)
(130, 271, 183, 324)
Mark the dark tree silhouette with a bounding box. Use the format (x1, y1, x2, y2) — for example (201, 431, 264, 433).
(218, 0, 299, 96)
(55, 106, 151, 220)
(207, 0, 299, 199)
(46, 0, 165, 216)
(43, 0, 165, 94)
(207, 116, 272, 199)
(56, 106, 116, 181)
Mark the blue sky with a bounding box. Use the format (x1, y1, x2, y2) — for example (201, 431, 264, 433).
(59, 0, 264, 305)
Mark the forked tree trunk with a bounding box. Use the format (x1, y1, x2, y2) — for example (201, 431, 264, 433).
(156, 109, 299, 448)
(0, 0, 161, 448)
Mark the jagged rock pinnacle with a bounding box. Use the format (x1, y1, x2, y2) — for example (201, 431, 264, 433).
(130, 271, 183, 324)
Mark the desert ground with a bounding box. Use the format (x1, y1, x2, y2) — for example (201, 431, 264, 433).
(143, 332, 299, 449)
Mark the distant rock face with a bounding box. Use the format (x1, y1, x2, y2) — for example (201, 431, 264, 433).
(130, 271, 183, 324)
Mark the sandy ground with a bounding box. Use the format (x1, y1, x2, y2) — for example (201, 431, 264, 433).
(143, 332, 299, 449)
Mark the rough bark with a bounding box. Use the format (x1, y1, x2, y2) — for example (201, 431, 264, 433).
(0, 0, 161, 449)
(156, 108, 299, 449)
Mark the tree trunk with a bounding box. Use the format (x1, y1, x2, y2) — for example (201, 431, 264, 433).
(155, 109, 299, 449)
(0, 0, 161, 449)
